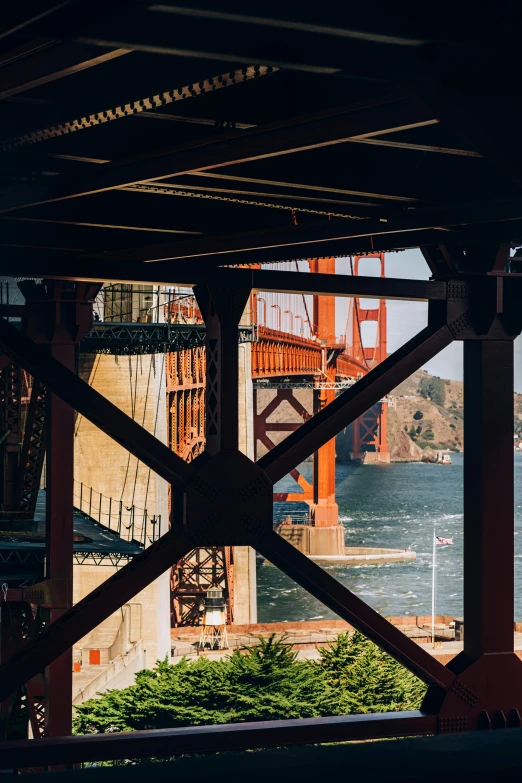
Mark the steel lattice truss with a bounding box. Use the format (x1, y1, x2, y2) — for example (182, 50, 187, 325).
(81, 323, 256, 355)
(2, 264, 522, 768)
(3, 1, 522, 767)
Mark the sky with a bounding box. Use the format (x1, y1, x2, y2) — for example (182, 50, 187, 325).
(335, 249, 522, 393)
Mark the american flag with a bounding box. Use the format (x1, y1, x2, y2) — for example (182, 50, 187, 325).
(436, 536, 453, 546)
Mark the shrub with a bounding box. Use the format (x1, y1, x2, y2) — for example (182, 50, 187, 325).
(413, 410, 423, 420)
(423, 429, 435, 440)
(418, 376, 446, 407)
(73, 634, 426, 737)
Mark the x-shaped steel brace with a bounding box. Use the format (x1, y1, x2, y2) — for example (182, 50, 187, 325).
(4, 273, 522, 715)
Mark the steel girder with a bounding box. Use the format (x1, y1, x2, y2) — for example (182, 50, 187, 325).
(81, 322, 256, 356)
(0, 277, 454, 694)
(167, 344, 233, 626)
(1, 267, 522, 762)
(0, 711, 437, 767)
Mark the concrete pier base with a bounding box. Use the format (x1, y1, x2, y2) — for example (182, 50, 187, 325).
(276, 523, 345, 556)
(351, 451, 391, 464)
(274, 525, 415, 564)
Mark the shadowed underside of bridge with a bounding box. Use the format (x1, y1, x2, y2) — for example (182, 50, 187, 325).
(1, 1, 522, 773)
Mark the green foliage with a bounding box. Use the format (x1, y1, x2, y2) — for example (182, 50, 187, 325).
(450, 423, 456, 429)
(416, 425, 422, 435)
(73, 634, 425, 737)
(408, 426, 417, 439)
(423, 429, 434, 440)
(418, 376, 446, 407)
(404, 424, 408, 432)
(413, 410, 423, 420)
(318, 632, 425, 714)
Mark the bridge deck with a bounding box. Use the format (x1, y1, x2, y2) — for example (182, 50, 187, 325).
(0, 492, 143, 585)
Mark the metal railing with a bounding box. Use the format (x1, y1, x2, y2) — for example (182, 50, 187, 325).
(274, 508, 311, 526)
(73, 480, 161, 547)
(93, 284, 202, 325)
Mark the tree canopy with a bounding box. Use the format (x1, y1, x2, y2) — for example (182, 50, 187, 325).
(73, 632, 425, 735)
(418, 376, 446, 407)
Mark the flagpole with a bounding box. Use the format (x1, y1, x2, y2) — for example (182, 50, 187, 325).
(432, 529, 436, 648)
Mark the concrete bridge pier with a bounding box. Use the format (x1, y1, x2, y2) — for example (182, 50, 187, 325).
(235, 341, 258, 624)
(75, 352, 171, 668)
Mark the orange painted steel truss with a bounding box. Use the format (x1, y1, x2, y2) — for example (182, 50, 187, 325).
(169, 268, 387, 624)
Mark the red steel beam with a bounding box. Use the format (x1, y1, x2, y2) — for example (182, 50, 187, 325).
(0, 711, 436, 767)
(0, 317, 193, 488)
(255, 530, 454, 690)
(463, 340, 515, 659)
(0, 529, 192, 703)
(0, 253, 447, 302)
(259, 323, 454, 483)
(44, 339, 75, 737)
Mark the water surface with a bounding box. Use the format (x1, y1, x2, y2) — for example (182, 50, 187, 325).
(257, 453, 522, 621)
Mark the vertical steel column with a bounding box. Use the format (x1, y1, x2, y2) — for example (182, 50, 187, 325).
(309, 258, 338, 527)
(351, 254, 389, 458)
(195, 286, 251, 455)
(312, 361, 338, 527)
(463, 340, 514, 659)
(44, 339, 75, 737)
(20, 278, 98, 738)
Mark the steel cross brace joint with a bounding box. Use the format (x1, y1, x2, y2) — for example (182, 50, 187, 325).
(3, 272, 520, 738)
(0, 282, 457, 707)
(429, 275, 522, 342)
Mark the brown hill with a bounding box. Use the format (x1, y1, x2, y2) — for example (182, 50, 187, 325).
(388, 369, 522, 460)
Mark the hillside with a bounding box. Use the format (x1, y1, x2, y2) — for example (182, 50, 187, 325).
(387, 369, 522, 460)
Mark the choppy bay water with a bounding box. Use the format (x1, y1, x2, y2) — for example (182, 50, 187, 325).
(257, 453, 522, 622)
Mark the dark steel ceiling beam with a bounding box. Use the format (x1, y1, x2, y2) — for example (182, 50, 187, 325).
(0, 42, 130, 100)
(186, 172, 416, 203)
(0, 65, 274, 151)
(347, 137, 481, 158)
(0, 3, 77, 40)
(124, 181, 378, 210)
(85, 195, 522, 265)
(144, 3, 506, 49)
(0, 216, 202, 236)
(0, 96, 436, 212)
(0, 252, 446, 301)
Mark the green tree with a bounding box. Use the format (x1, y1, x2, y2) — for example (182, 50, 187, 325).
(413, 410, 423, 420)
(424, 429, 434, 440)
(74, 636, 332, 735)
(416, 425, 422, 434)
(408, 426, 417, 439)
(73, 634, 426, 737)
(418, 376, 446, 407)
(318, 632, 424, 714)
